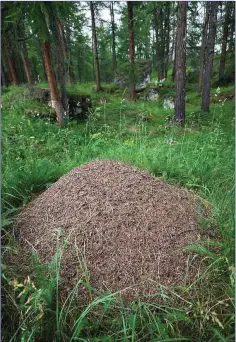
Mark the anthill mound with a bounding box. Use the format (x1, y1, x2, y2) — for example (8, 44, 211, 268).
(14, 159, 200, 301)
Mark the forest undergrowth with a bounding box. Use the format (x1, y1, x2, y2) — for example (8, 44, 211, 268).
(1, 82, 235, 341)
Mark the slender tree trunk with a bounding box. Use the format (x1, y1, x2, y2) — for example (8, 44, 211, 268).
(127, 1, 136, 101)
(46, 2, 68, 111)
(153, 4, 160, 79)
(20, 49, 33, 84)
(173, 1, 187, 126)
(110, 2, 117, 80)
(164, 3, 171, 79)
(152, 29, 155, 70)
(228, 3, 235, 52)
(57, 18, 71, 84)
(197, 4, 210, 93)
(42, 41, 65, 127)
(172, 32, 177, 82)
(8, 57, 17, 85)
(17, 23, 33, 84)
(65, 21, 75, 84)
(1, 63, 7, 87)
(159, 8, 165, 80)
(171, 5, 177, 82)
(55, 27, 67, 111)
(201, 2, 218, 112)
(90, 1, 101, 91)
(219, 2, 230, 82)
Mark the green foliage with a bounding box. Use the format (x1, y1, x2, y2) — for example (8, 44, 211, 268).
(2, 81, 235, 340)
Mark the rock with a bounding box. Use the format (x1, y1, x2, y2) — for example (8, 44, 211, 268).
(135, 59, 152, 90)
(163, 98, 175, 110)
(114, 72, 129, 88)
(114, 59, 152, 91)
(23, 86, 92, 122)
(142, 88, 159, 101)
(67, 95, 92, 121)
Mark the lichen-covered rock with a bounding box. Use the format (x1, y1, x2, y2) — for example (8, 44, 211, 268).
(114, 59, 152, 91)
(163, 97, 175, 110)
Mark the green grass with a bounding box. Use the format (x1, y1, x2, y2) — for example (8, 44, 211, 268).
(2, 81, 235, 341)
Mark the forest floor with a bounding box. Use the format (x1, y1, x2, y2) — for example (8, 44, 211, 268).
(2, 81, 235, 341)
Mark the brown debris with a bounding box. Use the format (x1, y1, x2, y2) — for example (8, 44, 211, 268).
(14, 159, 200, 302)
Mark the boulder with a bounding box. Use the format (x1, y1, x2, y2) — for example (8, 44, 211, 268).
(114, 59, 152, 91)
(163, 97, 175, 110)
(24, 86, 92, 122)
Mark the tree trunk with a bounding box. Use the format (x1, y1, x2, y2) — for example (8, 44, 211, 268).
(219, 2, 230, 82)
(65, 21, 75, 84)
(20, 49, 33, 84)
(228, 3, 235, 52)
(110, 2, 117, 80)
(164, 3, 171, 79)
(171, 5, 177, 82)
(173, 1, 187, 126)
(8, 56, 17, 85)
(127, 1, 136, 101)
(17, 22, 34, 84)
(153, 4, 160, 79)
(90, 1, 101, 91)
(159, 8, 165, 80)
(57, 18, 71, 84)
(1, 63, 7, 87)
(42, 40, 65, 127)
(197, 3, 210, 93)
(201, 2, 218, 112)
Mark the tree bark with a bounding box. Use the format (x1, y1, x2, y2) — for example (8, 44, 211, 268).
(201, 2, 218, 112)
(164, 3, 171, 79)
(127, 1, 136, 101)
(20, 49, 33, 84)
(153, 4, 160, 79)
(57, 18, 71, 84)
(1, 63, 7, 87)
(110, 2, 117, 80)
(90, 1, 101, 91)
(8, 56, 17, 85)
(42, 40, 65, 127)
(228, 3, 235, 52)
(197, 3, 210, 93)
(219, 2, 230, 82)
(173, 1, 187, 126)
(17, 22, 34, 84)
(159, 8, 165, 80)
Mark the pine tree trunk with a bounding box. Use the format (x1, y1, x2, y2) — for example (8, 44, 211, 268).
(8, 56, 17, 85)
(228, 3, 235, 52)
(171, 6, 177, 82)
(110, 2, 117, 80)
(159, 8, 165, 80)
(17, 22, 33, 84)
(42, 40, 65, 127)
(153, 4, 160, 79)
(127, 1, 136, 101)
(1, 63, 7, 87)
(164, 3, 171, 79)
(90, 1, 101, 91)
(65, 22, 75, 84)
(20, 49, 33, 84)
(173, 1, 187, 126)
(55, 24, 68, 111)
(57, 18, 71, 84)
(197, 4, 210, 93)
(201, 2, 218, 112)
(219, 2, 230, 82)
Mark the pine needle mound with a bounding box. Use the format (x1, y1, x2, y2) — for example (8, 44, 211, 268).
(15, 159, 200, 301)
